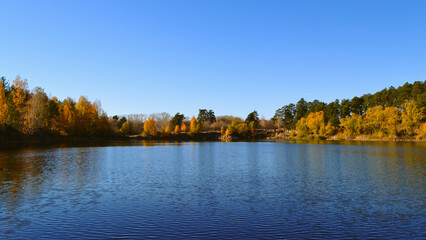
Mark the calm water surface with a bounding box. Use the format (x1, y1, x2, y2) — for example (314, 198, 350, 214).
(0, 141, 425, 239)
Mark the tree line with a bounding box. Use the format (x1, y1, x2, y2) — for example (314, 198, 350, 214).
(273, 80, 426, 139)
(1, 75, 425, 140)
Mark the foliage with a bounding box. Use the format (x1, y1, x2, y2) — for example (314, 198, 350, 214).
(180, 122, 187, 132)
(1, 76, 424, 141)
(339, 114, 364, 138)
(382, 107, 400, 138)
(401, 100, 424, 136)
(143, 117, 157, 136)
(416, 122, 426, 139)
(170, 113, 185, 128)
(325, 123, 337, 136)
(189, 116, 199, 136)
(249, 121, 256, 135)
(120, 121, 130, 135)
(197, 109, 216, 124)
(296, 117, 308, 137)
(163, 125, 171, 136)
(0, 80, 7, 128)
(227, 119, 249, 136)
(174, 125, 180, 134)
(245, 110, 259, 129)
(117, 117, 127, 129)
(295, 98, 308, 122)
(24, 87, 49, 135)
(305, 111, 325, 135)
(10, 76, 29, 129)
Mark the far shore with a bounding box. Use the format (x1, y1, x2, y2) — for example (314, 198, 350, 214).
(1, 130, 425, 150)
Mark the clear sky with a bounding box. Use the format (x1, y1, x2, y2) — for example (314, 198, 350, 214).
(1, 0, 425, 119)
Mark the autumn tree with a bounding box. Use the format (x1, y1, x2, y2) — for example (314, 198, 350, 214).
(325, 123, 337, 136)
(180, 122, 187, 132)
(143, 117, 156, 136)
(97, 113, 111, 137)
(249, 121, 256, 135)
(120, 121, 130, 135)
(296, 117, 309, 137)
(401, 100, 424, 136)
(162, 124, 170, 136)
(24, 87, 49, 135)
(339, 114, 364, 138)
(189, 116, 198, 136)
(75, 96, 99, 136)
(416, 122, 426, 139)
(364, 106, 386, 137)
(60, 98, 76, 135)
(227, 119, 249, 136)
(10, 76, 29, 129)
(305, 111, 325, 135)
(0, 80, 7, 129)
(382, 107, 400, 138)
(174, 125, 180, 134)
(47, 96, 60, 132)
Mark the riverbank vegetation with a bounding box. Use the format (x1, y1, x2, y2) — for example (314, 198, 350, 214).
(273, 80, 426, 140)
(1, 75, 425, 143)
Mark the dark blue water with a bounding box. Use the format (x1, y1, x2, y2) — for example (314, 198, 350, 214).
(0, 141, 425, 239)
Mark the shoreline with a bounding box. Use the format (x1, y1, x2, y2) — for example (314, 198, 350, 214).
(1, 131, 425, 150)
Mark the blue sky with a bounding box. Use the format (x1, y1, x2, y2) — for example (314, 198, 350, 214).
(1, 0, 425, 118)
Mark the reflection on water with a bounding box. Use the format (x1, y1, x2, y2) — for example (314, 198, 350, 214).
(0, 141, 425, 239)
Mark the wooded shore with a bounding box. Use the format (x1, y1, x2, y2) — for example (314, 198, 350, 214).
(2, 128, 424, 151)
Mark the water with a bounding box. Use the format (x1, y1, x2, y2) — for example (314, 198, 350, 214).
(0, 141, 425, 239)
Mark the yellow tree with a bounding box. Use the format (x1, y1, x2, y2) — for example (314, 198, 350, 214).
(143, 117, 156, 136)
(305, 111, 325, 135)
(416, 122, 426, 139)
(97, 113, 111, 137)
(120, 121, 130, 135)
(24, 87, 49, 135)
(339, 114, 364, 138)
(237, 122, 248, 135)
(164, 124, 171, 136)
(401, 100, 424, 136)
(10, 76, 29, 129)
(325, 122, 336, 136)
(48, 96, 61, 133)
(382, 107, 400, 138)
(181, 122, 187, 132)
(75, 96, 96, 135)
(227, 119, 239, 134)
(174, 125, 180, 134)
(296, 117, 309, 137)
(60, 98, 76, 135)
(364, 106, 386, 137)
(189, 116, 198, 136)
(249, 121, 256, 135)
(0, 81, 7, 129)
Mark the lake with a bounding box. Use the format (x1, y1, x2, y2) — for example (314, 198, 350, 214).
(0, 140, 425, 239)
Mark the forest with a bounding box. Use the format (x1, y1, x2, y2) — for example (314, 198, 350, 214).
(0, 75, 425, 141)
